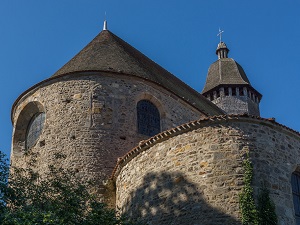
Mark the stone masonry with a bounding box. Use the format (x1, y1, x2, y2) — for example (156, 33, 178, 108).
(11, 71, 205, 196)
(212, 91, 260, 116)
(113, 115, 300, 225)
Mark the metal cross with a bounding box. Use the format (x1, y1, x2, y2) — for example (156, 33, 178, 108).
(217, 28, 224, 43)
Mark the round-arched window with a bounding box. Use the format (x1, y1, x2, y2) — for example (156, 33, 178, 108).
(137, 100, 160, 136)
(292, 171, 300, 223)
(26, 112, 46, 150)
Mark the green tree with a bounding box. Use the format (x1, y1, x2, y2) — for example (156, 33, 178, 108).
(0, 151, 9, 215)
(0, 151, 138, 225)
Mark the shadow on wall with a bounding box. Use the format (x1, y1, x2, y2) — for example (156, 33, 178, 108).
(121, 172, 241, 225)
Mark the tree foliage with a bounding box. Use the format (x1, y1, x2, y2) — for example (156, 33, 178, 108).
(0, 151, 138, 225)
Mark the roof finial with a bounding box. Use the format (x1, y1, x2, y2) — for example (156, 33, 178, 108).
(217, 28, 224, 43)
(103, 12, 107, 30)
(216, 42, 229, 59)
(103, 20, 107, 30)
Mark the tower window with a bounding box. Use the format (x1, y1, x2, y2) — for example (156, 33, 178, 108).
(224, 87, 229, 96)
(26, 112, 46, 150)
(239, 88, 244, 96)
(137, 100, 160, 136)
(292, 172, 300, 224)
(232, 88, 236, 96)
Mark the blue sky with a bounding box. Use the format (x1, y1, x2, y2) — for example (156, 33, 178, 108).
(1, 1, 300, 157)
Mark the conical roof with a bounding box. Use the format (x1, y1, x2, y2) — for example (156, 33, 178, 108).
(202, 58, 251, 93)
(202, 41, 255, 94)
(52, 29, 223, 116)
(53, 30, 164, 78)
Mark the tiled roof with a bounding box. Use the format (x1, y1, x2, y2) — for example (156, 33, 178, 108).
(111, 114, 300, 180)
(202, 58, 251, 93)
(52, 30, 223, 116)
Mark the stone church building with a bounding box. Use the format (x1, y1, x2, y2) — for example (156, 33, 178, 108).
(10, 22, 300, 224)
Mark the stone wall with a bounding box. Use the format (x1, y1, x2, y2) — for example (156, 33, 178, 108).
(11, 71, 204, 193)
(244, 121, 300, 224)
(114, 115, 300, 225)
(212, 95, 260, 116)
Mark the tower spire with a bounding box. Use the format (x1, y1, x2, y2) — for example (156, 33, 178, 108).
(203, 36, 262, 116)
(216, 28, 228, 59)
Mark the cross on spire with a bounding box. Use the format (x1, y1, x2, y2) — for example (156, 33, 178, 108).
(217, 28, 224, 43)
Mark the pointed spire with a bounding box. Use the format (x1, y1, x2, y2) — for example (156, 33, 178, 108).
(103, 20, 108, 31)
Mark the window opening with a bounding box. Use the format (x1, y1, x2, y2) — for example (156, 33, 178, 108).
(292, 172, 300, 224)
(137, 100, 160, 136)
(239, 88, 244, 96)
(224, 87, 229, 96)
(232, 88, 236, 96)
(26, 112, 46, 150)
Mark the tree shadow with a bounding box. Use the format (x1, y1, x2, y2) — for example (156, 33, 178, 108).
(120, 172, 241, 225)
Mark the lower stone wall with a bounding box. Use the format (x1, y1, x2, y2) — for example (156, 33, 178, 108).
(116, 123, 246, 224)
(115, 116, 300, 225)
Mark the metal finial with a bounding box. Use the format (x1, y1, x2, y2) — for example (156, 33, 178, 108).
(103, 12, 107, 30)
(217, 28, 224, 43)
(103, 20, 107, 30)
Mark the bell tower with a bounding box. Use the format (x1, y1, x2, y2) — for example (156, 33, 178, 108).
(202, 41, 262, 116)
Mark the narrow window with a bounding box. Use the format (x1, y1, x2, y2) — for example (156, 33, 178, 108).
(26, 112, 46, 150)
(292, 172, 300, 224)
(239, 88, 244, 96)
(224, 87, 229, 96)
(137, 100, 160, 136)
(232, 88, 236, 96)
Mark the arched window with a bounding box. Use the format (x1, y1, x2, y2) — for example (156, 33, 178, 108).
(26, 112, 46, 150)
(137, 100, 160, 136)
(292, 172, 300, 224)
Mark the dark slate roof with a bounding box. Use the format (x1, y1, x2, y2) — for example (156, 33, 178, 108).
(202, 58, 251, 93)
(52, 30, 223, 116)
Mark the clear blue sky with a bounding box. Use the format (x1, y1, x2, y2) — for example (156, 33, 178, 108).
(1, 1, 300, 157)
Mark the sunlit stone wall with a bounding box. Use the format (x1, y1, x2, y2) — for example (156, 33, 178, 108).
(11, 71, 204, 197)
(115, 116, 300, 225)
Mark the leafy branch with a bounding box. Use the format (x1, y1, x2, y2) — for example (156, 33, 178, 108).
(239, 156, 277, 225)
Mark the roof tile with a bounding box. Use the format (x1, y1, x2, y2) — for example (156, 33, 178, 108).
(52, 30, 223, 115)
